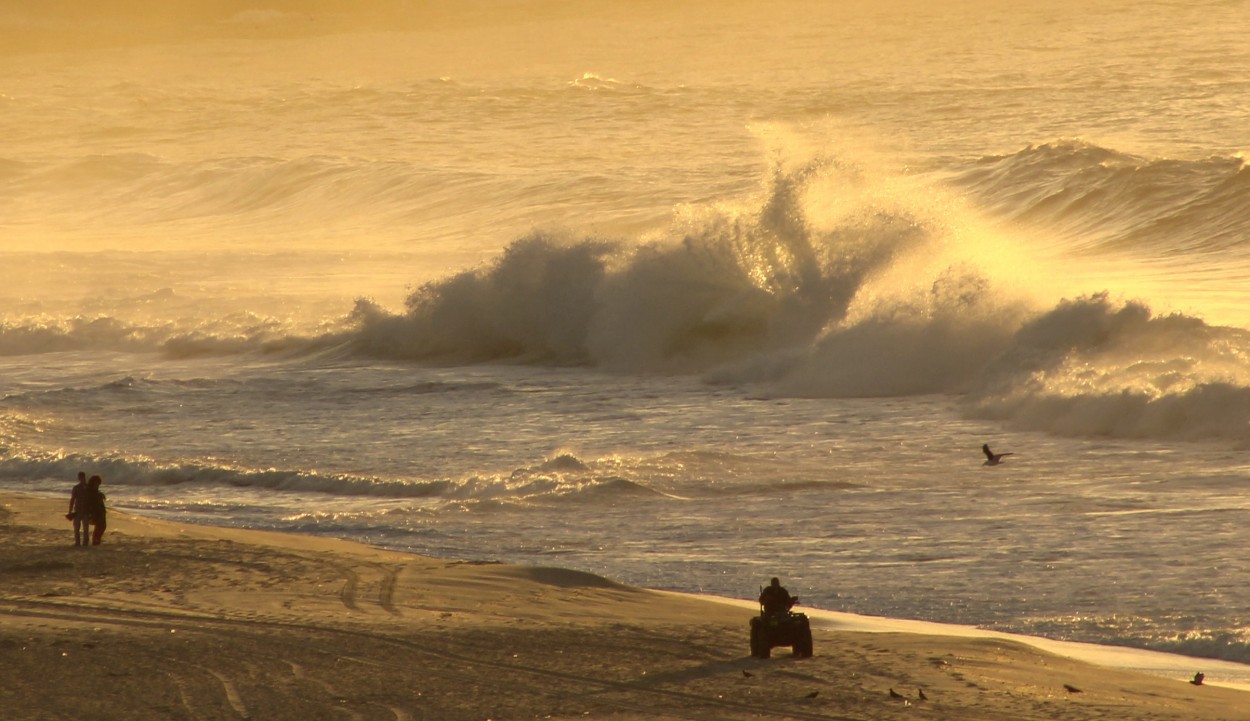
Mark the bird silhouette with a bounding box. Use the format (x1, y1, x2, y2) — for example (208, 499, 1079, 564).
(889, 688, 906, 700)
(742, 669, 753, 678)
(804, 690, 820, 699)
(1191, 672, 1205, 686)
(918, 688, 928, 701)
(1063, 684, 1082, 694)
(983, 444, 1014, 465)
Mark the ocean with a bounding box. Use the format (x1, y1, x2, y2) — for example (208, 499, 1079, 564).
(4, 0, 1250, 668)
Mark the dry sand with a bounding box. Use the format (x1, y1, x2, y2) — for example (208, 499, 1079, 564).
(3, 492, 1248, 721)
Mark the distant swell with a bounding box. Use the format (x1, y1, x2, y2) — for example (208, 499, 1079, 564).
(949, 139, 1250, 257)
(0, 315, 341, 358)
(2, 152, 485, 228)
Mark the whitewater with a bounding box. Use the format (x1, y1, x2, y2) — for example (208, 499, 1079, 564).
(4, 0, 1250, 671)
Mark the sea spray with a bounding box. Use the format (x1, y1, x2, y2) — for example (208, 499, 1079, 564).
(347, 149, 954, 373)
(336, 142, 1250, 444)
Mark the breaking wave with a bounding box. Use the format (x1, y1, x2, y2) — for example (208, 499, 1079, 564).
(341, 141, 1250, 442)
(347, 150, 932, 372)
(7, 137, 1250, 444)
(0, 450, 673, 506)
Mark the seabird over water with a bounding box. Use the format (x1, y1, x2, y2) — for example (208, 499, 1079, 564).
(982, 444, 1014, 466)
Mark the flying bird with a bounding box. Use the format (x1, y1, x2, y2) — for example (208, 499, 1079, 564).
(982, 444, 1014, 465)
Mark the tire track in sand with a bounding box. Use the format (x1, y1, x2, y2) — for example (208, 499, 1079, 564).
(378, 564, 401, 616)
(206, 668, 252, 720)
(3, 596, 843, 721)
(338, 566, 361, 611)
(165, 671, 208, 721)
(337, 563, 402, 616)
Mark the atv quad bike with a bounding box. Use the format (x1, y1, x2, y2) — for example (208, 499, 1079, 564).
(750, 607, 813, 658)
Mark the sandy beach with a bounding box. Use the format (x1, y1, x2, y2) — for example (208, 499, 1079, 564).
(3, 493, 1248, 721)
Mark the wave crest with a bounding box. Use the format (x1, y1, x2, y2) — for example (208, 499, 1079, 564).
(0, 450, 671, 506)
(348, 150, 943, 373)
(335, 139, 1250, 443)
(952, 139, 1250, 256)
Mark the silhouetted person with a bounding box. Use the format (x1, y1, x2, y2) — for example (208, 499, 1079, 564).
(83, 475, 107, 546)
(67, 471, 89, 546)
(759, 577, 797, 616)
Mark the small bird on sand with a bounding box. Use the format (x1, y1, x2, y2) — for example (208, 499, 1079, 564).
(1191, 672, 1205, 686)
(889, 688, 906, 700)
(804, 690, 820, 699)
(982, 443, 1014, 465)
(918, 688, 928, 701)
(742, 669, 753, 678)
(1063, 684, 1082, 694)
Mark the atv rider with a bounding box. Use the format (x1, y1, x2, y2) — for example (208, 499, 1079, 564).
(759, 577, 798, 616)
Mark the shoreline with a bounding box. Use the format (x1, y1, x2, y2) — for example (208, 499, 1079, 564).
(69, 490, 1250, 689)
(4, 491, 1249, 720)
(690, 595, 1250, 692)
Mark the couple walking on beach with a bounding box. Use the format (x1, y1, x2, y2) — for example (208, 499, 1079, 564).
(67, 471, 107, 546)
